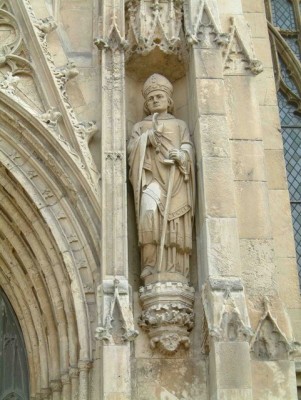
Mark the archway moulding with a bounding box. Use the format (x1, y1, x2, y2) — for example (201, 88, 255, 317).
(0, 91, 100, 398)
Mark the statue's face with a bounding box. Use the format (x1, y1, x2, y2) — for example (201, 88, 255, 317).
(146, 90, 169, 114)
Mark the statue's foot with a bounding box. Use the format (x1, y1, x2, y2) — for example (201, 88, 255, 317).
(141, 265, 155, 279)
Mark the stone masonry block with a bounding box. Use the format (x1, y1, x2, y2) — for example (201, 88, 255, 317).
(225, 76, 262, 140)
(195, 115, 230, 159)
(231, 140, 266, 182)
(265, 149, 288, 190)
(217, 0, 243, 16)
(235, 181, 272, 239)
(205, 217, 241, 276)
(240, 239, 277, 301)
(255, 68, 278, 106)
(244, 13, 268, 38)
(200, 157, 236, 218)
(241, 0, 265, 13)
(252, 361, 298, 400)
(269, 190, 297, 258)
(276, 257, 300, 309)
(260, 105, 282, 150)
(196, 79, 225, 116)
(214, 342, 252, 389)
(192, 48, 224, 79)
(253, 37, 274, 69)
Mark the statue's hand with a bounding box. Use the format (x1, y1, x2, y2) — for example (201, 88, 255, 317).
(169, 149, 185, 164)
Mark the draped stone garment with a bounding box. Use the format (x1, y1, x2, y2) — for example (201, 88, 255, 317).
(128, 114, 195, 278)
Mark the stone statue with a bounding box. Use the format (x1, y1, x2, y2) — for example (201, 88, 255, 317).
(128, 74, 195, 284)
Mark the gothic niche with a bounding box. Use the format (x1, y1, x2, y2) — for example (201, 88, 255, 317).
(127, 73, 195, 353)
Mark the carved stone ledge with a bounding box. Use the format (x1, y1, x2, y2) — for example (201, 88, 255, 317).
(139, 282, 195, 354)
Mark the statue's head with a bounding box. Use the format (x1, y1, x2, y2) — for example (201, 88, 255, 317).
(142, 74, 174, 115)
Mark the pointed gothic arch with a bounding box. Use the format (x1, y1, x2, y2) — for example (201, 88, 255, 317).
(0, 91, 100, 399)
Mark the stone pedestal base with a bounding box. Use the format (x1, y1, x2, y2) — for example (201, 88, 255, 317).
(139, 282, 195, 354)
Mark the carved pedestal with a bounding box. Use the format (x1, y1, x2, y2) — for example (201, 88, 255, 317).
(139, 282, 195, 354)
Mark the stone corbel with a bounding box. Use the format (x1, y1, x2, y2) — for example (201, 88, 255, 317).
(202, 277, 253, 343)
(223, 16, 263, 76)
(34, 16, 57, 39)
(54, 61, 79, 92)
(139, 282, 195, 354)
(95, 279, 138, 344)
(40, 107, 62, 129)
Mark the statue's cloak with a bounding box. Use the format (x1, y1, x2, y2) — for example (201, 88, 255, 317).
(128, 114, 195, 231)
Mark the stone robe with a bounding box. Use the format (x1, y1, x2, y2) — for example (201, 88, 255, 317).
(128, 114, 195, 279)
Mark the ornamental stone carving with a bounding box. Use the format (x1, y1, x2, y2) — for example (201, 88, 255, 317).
(223, 16, 263, 76)
(95, 279, 139, 344)
(128, 74, 195, 353)
(125, 0, 186, 61)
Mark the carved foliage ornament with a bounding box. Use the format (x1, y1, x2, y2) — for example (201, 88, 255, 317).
(139, 282, 195, 354)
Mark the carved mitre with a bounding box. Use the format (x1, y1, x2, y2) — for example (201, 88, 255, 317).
(142, 73, 173, 98)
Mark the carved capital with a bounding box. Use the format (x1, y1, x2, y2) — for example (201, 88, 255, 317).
(40, 388, 51, 399)
(78, 360, 92, 372)
(69, 367, 79, 379)
(50, 380, 63, 393)
(139, 282, 195, 354)
(61, 373, 71, 385)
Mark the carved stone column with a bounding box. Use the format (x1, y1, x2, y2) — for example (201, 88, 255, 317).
(94, 1, 137, 399)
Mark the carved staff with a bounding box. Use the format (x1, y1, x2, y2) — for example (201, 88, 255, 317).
(158, 159, 175, 272)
